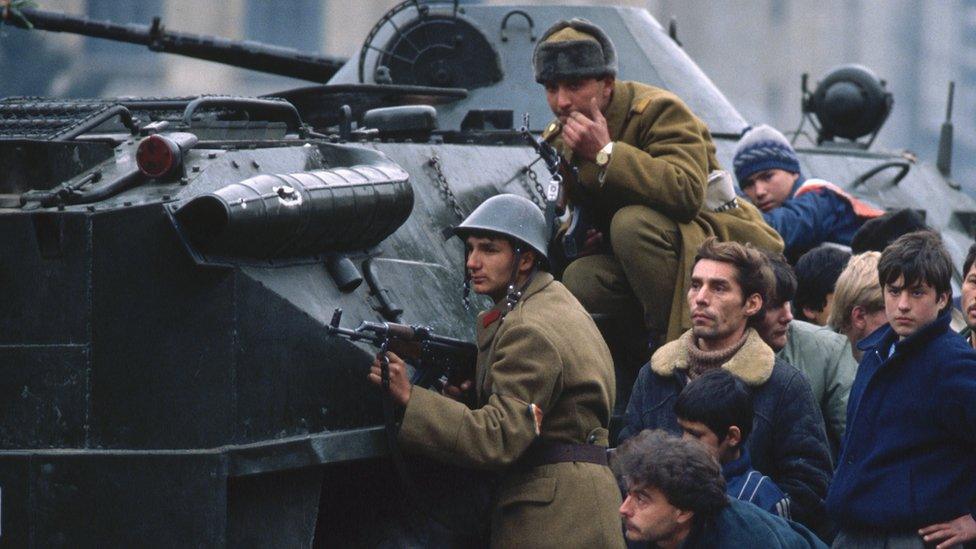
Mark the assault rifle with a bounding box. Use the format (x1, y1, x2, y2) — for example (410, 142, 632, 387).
(327, 308, 477, 390)
(519, 127, 598, 265)
(329, 308, 481, 529)
(519, 126, 579, 204)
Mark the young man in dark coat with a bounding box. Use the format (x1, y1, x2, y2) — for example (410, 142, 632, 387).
(827, 231, 976, 549)
(619, 238, 832, 536)
(615, 429, 826, 549)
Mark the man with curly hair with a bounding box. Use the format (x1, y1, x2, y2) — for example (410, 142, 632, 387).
(615, 430, 825, 548)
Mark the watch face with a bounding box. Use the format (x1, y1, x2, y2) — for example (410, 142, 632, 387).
(597, 143, 612, 166)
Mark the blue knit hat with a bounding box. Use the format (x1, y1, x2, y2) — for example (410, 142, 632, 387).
(732, 125, 801, 186)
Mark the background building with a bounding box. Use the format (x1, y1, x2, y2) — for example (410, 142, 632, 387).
(1, 0, 972, 189)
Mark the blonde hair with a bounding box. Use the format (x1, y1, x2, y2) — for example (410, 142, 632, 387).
(828, 251, 884, 333)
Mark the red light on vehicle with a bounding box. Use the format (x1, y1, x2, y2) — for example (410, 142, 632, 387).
(136, 135, 180, 178)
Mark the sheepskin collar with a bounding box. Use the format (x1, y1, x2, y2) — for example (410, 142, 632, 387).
(650, 328, 775, 386)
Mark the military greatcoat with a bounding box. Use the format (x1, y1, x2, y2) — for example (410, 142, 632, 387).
(398, 272, 624, 549)
(545, 80, 783, 342)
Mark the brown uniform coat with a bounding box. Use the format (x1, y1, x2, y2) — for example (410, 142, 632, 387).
(545, 80, 783, 341)
(399, 272, 624, 548)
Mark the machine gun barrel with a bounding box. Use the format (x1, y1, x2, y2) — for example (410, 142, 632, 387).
(11, 8, 346, 83)
(520, 127, 561, 177)
(327, 308, 477, 388)
(519, 126, 580, 190)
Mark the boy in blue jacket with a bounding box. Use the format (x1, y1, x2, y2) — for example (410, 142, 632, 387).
(675, 369, 792, 519)
(827, 231, 976, 548)
(732, 125, 883, 260)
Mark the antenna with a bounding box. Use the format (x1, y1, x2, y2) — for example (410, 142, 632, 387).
(790, 72, 816, 146)
(936, 81, 955, 177)
(668, 17, 681, 47)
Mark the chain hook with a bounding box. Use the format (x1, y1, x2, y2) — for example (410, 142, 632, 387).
(428, 154, 465, 222)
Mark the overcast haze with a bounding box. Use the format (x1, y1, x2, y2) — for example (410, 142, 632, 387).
(2, 0, 972, 189)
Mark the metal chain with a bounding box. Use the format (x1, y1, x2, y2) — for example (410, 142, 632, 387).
(427, 154, 465, 222)
(517, 111, 546, 211)
(519, 162, 547, 211)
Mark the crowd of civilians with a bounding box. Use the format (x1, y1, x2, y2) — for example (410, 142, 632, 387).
(609, 107, 976, 549)
(377, 17, 976, 547)
(615, 231, 976, 548)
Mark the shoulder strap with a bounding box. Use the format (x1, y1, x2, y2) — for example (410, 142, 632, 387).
(541, 120, 561, 142)
(632, 95, 653, 114)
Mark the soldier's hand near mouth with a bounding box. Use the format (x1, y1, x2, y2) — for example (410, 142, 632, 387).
(562, 97, 611, 161)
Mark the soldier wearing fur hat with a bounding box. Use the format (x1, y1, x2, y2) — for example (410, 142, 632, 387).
(368, 194, 624, 548)
(533, 18, 783, 346)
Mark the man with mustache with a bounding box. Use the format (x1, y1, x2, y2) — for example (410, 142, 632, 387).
(959, 243, 976, 348)
(619, 238, 831, 537)
(533, 18, 781, 347)
(828, 231, 976, 549)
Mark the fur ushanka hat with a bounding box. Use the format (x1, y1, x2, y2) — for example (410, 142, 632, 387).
(533, 18, 618, 84)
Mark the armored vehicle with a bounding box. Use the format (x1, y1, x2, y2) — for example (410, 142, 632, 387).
(2, 2, 974, 546)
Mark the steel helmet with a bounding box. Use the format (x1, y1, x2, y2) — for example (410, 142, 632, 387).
(454, 194, 549, 263)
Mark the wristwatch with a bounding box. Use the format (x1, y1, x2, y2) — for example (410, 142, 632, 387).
(596, 142, 614, 168)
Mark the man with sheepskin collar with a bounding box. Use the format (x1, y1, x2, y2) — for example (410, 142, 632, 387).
(533, 18, 783, 348)
(618, 238, 832, 539)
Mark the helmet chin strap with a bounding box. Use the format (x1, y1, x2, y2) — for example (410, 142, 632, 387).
(504, 247, 524, 312)
(503, 247, 538, 315)
(461, 243, 538, 314)
(461, 247, 472, 310)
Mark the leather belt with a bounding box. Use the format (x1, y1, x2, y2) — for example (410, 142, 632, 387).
(517, 439, 609, 469)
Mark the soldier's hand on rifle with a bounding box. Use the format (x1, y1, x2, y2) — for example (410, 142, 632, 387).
(562, 97, 611, 162)
(442, 378, 474, 402)
(368, 351, 412, 406)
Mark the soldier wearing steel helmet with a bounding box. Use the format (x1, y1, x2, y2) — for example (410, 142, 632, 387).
(368, 194, 624, 548)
